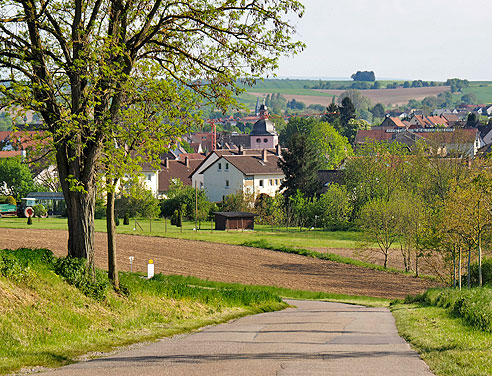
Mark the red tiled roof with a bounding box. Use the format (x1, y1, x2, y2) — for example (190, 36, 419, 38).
(0, 151, 21, 158)
(158, 159, 203, 192)
(221, 154, 282, 175)
(179, 153, 206, 160)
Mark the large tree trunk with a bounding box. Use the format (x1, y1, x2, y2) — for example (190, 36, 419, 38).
(56, 141, 99, 265)
(106, 187, 119, 289)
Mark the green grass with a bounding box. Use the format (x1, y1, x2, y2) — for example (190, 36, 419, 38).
(240, 239, 428, 279)
(0, 248, 286, 374)
(393, 302, 492, 376)
(0, 247, 390, 374)
(0, 216, 366, 250)
(461, 84, 492, 104)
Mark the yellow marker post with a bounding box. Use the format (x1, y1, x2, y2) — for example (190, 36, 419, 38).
(147, 259, 154, 279)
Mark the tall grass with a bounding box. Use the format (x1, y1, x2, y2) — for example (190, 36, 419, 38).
(406, 287, 492, 332)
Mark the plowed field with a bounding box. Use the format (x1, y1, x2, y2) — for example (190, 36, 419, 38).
(0, 228, 437, 299)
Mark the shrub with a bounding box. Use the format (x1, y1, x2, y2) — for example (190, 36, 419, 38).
(27, 216, 32, 225)
(94, 198, 106, 219)
(463, 257, 492, 287)
(123, 212, 130, 225)
(0, 249, 46, 283)
(33, 204, 47, 218)
(54, 256, 109, 301)
(115, 217, 120, 226)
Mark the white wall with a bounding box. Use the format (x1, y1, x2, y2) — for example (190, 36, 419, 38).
(253, 174, 283, 197)
(191, 152, 220, 190)
(203, 158, 245, 202)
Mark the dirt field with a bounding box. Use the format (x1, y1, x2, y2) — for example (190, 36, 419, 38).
(0, 228, 438, 299)
(250, 86, 449, 107)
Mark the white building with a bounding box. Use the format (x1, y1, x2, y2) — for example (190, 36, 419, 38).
(199, 148, 284, 202)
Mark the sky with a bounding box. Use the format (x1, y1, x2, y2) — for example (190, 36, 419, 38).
(275, 0, 492, 81)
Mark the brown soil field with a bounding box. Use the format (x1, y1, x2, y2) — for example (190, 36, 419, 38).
(251, 87, 449, 107)
(0, 228, 438, 299)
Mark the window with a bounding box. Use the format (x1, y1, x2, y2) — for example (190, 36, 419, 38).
(225, 180, 229, 188)
(225, 163, 229, 170)
(218, 162, 222, 170)
(259, 180, 264, 187)
(263, 138, 268, 143)
(269, 179, 274, 186)
(256, 138, 261, 143)
(146, 174, 152, 181)
(275, 179, 279, 185)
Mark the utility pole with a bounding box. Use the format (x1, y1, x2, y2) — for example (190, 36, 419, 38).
(195, 180, 198, 230)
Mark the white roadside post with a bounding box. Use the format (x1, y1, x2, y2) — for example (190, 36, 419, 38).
(147, 259, 154, 279)
(129, 256, 134, 272)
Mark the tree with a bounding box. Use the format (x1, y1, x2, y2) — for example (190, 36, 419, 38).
(278, 133, 322, 199)
(0, 0, 304, 262)
(461, 93, 478, 105)
(0, 157, 37, 199)
(359, 197, 400, 269)
(339, 97, 357, 142)
(351, 71, 376, 82)
(370, 103, 385, 119)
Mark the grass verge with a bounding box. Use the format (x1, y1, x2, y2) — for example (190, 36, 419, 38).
(0, 247, 389, 374)
(0, 248, 285, 375)
(392, 287, 492, 376)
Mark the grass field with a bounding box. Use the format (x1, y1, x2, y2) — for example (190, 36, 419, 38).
(393, 302, 492, 376)
(0, 216, 366, 250)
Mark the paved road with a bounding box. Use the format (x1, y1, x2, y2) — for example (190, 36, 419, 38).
(40, 300, 433, 376)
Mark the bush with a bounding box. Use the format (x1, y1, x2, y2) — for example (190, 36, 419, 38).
(0, 248, 49, 283)
(418, 288, 492, 332)
(115, 217, 120, 226)
(54, 256, 109, 301)
(33, 204, 47, 218)
(94, 198, 106, 219)
(27, 216, 32, 225)
(123, 212, 130, 225)
(463, 257, 492, 287)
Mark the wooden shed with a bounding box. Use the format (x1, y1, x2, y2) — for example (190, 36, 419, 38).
(214, 212, 256, 231)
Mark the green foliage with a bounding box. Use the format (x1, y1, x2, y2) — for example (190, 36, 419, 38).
(123, 212, 130, 225)
(160, 179, 211, 224)
(33, 204, 47, 218)
(6, 196, 16, 206)
(115, 180, 160, 218)
(351, 71, 375, 82)
(278, 132, 322, 199)
(463, 257, 492, 287)
(0, 157, 37, 199)
(417, 288, 492, 332)
(54, 257, 109, 301)
(94, 198, 106, 219)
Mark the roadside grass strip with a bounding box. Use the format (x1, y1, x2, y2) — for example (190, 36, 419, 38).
(0, 248, 285, 375)
(0, 247, 390, 374)
(392, 287, 492, 376)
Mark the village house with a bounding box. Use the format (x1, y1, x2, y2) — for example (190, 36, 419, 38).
(199, 148, 284, 202)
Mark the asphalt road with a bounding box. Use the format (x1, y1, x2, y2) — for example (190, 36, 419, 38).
(39, 300, 433, 376)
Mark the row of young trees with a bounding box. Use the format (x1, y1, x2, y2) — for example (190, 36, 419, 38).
(278, 135, 492, 286)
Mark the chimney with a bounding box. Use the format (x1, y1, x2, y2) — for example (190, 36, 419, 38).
(275, 143, 281, 157)
(239, 145, 245, 155)
(164, 157, 169, 168)
(185, 156, 190, 168)
(262, 148, 267, 162)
